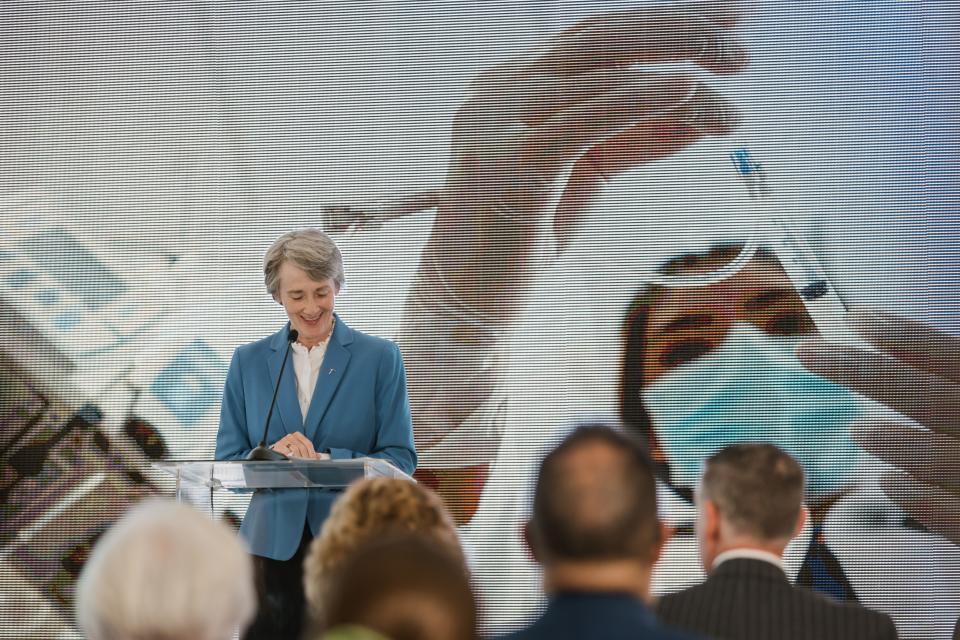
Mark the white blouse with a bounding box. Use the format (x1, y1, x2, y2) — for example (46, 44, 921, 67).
(290, 332, 332, 420)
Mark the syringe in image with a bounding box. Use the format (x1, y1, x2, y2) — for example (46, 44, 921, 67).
(729, 148, 870, 347)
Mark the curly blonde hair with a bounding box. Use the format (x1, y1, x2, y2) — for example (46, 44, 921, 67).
(303, 478, 463, 625)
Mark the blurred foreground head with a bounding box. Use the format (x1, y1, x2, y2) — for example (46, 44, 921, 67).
(75, 499, 255, 640)
(304, 478, 463, 626)
(315, 534, 478, 640)
(526, 423, 662, 599)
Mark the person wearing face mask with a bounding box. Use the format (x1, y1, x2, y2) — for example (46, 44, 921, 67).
(621, 245, 960, 637)
(410, 234, 960, 637)
(387, 3, 960, 636)
(622, 245, 862, 524)
(632, 260, 864, 502)
(216, 228, 417, 640)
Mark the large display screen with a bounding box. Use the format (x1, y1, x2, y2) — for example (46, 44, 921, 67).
(1, 2, 958, 637)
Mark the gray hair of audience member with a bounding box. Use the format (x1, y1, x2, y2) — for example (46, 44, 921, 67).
(75, 499, 256, 640)
(528, 423, 660, 563)
(700, 443, 806, 542)
(318, 534, 478, 640)
(264, 228, 345, 300)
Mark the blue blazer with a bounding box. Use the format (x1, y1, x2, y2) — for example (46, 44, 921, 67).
(215, 316, 417, 560)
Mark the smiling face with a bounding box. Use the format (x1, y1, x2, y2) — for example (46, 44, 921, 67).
(275, 260, 338, 348)
(641, 259, 816, 387)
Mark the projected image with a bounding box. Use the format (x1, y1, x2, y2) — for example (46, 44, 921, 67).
(1, 1, 958, 638)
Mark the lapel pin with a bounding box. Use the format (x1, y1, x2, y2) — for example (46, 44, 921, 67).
(328, 368, 336, 375)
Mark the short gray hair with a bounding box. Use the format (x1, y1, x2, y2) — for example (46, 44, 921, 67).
(264, 228, 345, 299)
(75, 499, 256, 640)
(700, 443, 805, 542)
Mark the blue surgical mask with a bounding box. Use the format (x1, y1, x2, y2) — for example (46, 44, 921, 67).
(642, 322, 863, 497)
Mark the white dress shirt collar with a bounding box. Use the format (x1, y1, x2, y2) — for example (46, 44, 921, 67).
(290, 329, 333, 420)
(712, 548, 785, 573)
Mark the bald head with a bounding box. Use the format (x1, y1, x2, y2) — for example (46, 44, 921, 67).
(529, 424, 660, 564)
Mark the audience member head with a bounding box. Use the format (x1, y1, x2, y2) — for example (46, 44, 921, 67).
(526, 423, 663, 601)
(75, 498, 256, 640)
(697, 442, 807, 573)
(316, 534, 478, 640)
(303, 478, 463, 627)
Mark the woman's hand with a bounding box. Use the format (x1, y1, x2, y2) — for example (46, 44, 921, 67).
(271, 432, 328, 459)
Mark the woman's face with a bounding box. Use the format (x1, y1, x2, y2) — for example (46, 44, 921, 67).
(641, 259, 816, 386)
(637, 259, 867, 501)
(276, 261, 338, 348)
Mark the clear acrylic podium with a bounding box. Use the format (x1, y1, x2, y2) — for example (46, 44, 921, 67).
(153, 458, 412, 502)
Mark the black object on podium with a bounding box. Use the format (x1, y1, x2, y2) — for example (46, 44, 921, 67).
(247, 328, 298, 461)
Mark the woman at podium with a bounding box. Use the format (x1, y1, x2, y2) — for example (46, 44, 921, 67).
(215, 228, 417, 640)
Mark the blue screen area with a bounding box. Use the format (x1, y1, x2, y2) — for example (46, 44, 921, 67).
(150, 339, 226, 427)
(19, 229, 127, 312)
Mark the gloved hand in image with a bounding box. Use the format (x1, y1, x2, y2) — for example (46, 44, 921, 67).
(798, 310, 960, 546)
(398, 1, 748, 522)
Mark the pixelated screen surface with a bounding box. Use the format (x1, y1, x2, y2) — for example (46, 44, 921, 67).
(1, 1, 958, 637)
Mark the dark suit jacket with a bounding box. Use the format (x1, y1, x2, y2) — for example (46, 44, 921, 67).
(496, 592, 700, 640)
(656, 558, 898, 640)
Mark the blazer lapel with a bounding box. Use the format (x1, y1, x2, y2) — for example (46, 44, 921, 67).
(303, 318, 352, 441)
(267, 326, 303, 438)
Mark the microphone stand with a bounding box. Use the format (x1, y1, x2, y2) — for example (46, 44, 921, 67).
(247, 328, 299, 461)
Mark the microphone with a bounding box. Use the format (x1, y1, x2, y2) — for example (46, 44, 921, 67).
(247, 328, 299, 461)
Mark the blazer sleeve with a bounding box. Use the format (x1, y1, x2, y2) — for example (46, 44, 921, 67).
(327, 340, 417, 474)
(215, 349, 254, 460)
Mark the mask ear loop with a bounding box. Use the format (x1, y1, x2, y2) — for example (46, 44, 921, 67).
(318, 153, 764, 289)
(321, 205, 759, 291)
